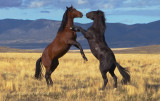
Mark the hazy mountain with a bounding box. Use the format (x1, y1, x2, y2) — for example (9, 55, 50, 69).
(0, 19, 160, 49)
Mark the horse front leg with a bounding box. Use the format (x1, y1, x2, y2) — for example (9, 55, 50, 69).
(67, 40, 88, 61)
(71, 26, 89, 38)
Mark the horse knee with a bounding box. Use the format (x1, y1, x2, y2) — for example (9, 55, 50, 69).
(50, 59, 59, 72)
(104, 78, 108, 84)
(100, 71, 108, 83)
(51, 59, 59, 67)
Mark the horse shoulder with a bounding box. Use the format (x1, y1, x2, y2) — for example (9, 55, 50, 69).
(61, 30, 76, 42)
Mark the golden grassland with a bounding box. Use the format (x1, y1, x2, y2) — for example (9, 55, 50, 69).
(0, 53, 160, 101)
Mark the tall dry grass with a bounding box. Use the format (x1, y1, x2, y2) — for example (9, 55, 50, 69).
(0, 53, 160, 101)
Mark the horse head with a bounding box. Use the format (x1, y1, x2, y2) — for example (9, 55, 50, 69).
(66, 6, 83, 18)
(86, 10, 105, 21)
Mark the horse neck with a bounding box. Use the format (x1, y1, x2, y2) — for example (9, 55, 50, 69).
(92, 17, 106, 39)
(91, 17, 108, 46)
(65, 17, 74, 30)
(92, 17, 106, 32)
(58, 12, 74, 32)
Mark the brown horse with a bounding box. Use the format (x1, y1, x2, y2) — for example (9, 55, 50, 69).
(35, 6, 88, 86)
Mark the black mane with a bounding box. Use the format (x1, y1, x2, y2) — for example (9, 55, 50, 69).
(95, 11, 106, 33)
(100, 12, 106, 29)
(58, 10, 68, 32)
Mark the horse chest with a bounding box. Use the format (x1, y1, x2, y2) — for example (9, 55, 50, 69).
(63, 31, 77, 40)
(90, 43, 99, 54)
(72, 32, 77, 39)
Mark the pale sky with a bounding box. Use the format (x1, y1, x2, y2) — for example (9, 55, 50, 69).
(0, 0, 160, 25)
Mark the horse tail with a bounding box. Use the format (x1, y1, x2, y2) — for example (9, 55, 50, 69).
(116, 62, 130, 84)
(35, 57, 42, 79)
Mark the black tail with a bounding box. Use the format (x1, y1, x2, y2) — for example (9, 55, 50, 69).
(35, 57, 42, 79)
(116, 62, 130, 84)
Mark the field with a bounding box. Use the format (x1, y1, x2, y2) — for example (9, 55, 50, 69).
(0, 53, 160, 101)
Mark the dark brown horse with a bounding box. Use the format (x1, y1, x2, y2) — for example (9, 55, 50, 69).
(35, 6, 88, 86)
(72, 10, 130, 90)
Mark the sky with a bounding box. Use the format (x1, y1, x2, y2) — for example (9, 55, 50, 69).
(0, 0, 160, 25)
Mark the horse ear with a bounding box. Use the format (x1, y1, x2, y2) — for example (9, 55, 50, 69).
(71, 5, 73, 8)
(97, 10, 103, 16)
(66, 6, 69, 9)
(97, 11, 100, 14)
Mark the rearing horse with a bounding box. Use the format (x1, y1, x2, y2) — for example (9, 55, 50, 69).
(72, 10, 130, 90)
(35, 6, 87, 86)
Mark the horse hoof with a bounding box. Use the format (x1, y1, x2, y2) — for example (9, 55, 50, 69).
(84, 57, 88, 61)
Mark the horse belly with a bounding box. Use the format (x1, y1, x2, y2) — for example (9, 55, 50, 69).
(89, 46, 100, 59)
(88, 41, 104, 60)
(55, 45, 71, 58)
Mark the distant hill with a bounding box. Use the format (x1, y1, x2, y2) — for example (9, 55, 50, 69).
(113, 45, 160, 54)
(1, 45, 160, 54)
(0, 47, 40, 53)
(0, 19, 160, 49)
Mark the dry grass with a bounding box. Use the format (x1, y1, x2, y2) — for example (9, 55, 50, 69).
(0, 53, 160, 101)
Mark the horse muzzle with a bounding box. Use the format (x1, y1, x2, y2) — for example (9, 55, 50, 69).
(86, 13, 93, 20)
(79, 13, 83, 18)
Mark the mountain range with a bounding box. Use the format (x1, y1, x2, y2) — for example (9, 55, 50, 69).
(0, 19, 160, 49)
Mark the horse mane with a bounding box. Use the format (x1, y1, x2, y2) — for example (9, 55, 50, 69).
(96, 10, 106, 32)
(92, 10, 106, 41)
(101, 12, 106, 30)
(58, 10, 68, 32)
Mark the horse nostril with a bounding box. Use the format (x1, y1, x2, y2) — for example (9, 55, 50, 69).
(80, 13, 83, 18)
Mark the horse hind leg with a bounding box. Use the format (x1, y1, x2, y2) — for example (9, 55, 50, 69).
(99, 70, 108, 90)
(99, 62, 108, 90)
(99, 60, 114, 90)
(46, 59, 59, 86)
(109, 70, 117, 88)
(108, 64, 117, 88)
(44, 68, 51, 87)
